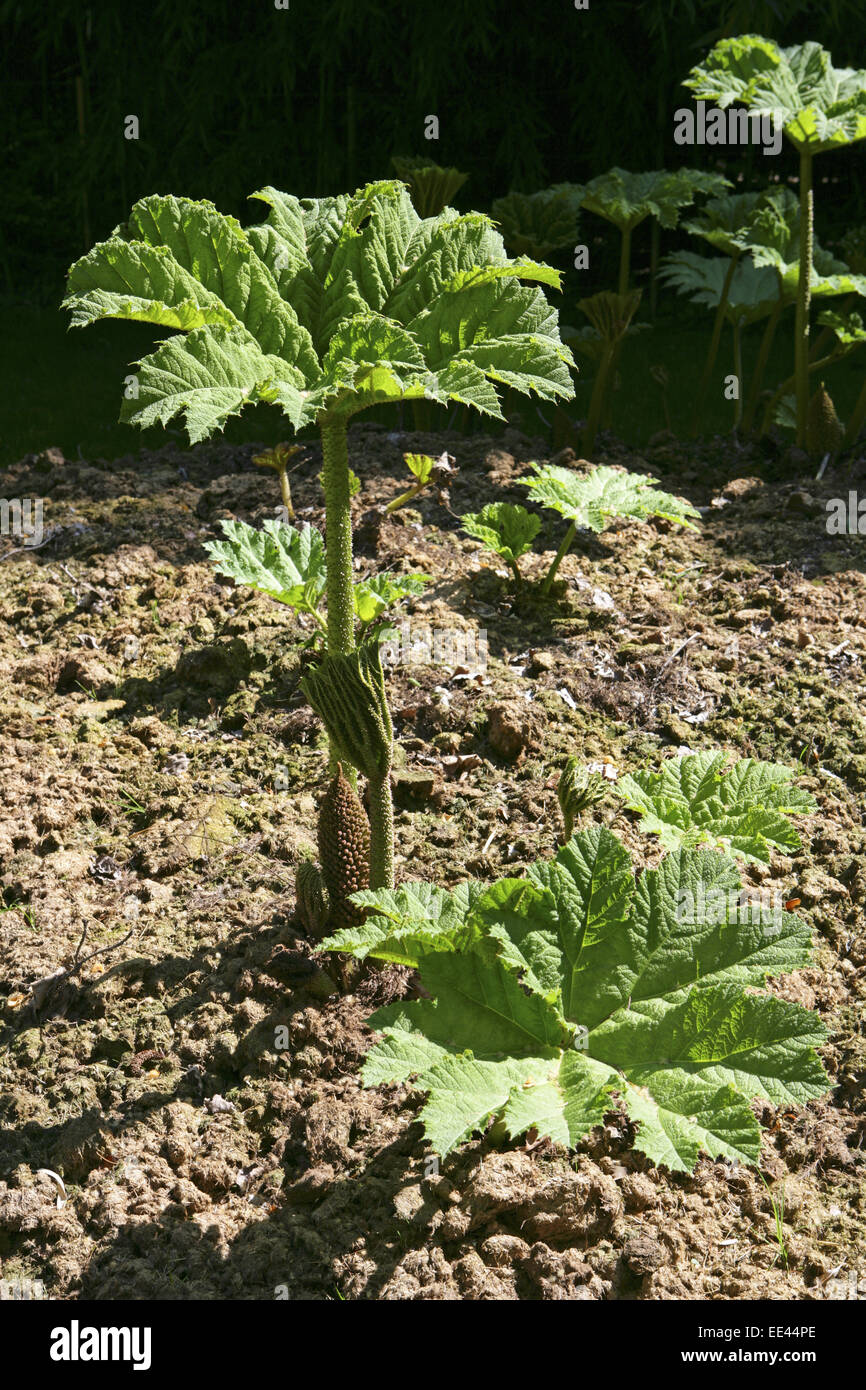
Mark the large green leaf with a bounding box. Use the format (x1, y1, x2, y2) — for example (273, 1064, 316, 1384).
(322, 826, 828, 1168)
(63, 181, 575, 439)
(323, 880, 485, 966)
(685, 37, 866, 156)
(118, 326, 309, 442)
(818, 308, 866, 347)
(203, 517, 425, 630)
(203, 517, 326, 610)
(659, 252, 783, 328)
(618, 752, 817, 864)
(662, 248, 866, 329)
(491, 186, 584, 258)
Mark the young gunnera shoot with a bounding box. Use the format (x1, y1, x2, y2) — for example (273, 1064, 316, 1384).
(519, 463, 700, 594)
(461, 502, 541, 586)
(63, 180, 575, 910)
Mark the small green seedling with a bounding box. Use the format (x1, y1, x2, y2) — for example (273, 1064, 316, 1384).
(385, 451, 454, 514)
(352, 571, 428, 639)
(759, 1171, 790, 1271)
(461, 502, 540, 586)
(518, 463, 700, 595)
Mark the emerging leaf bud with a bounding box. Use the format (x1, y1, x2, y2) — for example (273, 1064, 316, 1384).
(557, 757, 605, 842)
(295, 859, 329, 940)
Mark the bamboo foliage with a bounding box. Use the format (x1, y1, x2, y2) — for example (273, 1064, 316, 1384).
(5, 0, 864, 299)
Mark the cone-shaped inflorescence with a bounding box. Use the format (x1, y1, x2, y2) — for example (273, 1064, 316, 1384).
(557, 757, 606, 842)
(295, 859, 330, 940)
(301, 642, 395, 889)
(807, 382, 844, 457)
(317, 763, 371, 930)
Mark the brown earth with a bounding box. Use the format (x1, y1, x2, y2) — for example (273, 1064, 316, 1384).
(0, 422, 864, 1300)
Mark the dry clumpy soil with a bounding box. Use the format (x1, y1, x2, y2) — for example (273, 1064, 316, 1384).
(0, 422, 864, 1301)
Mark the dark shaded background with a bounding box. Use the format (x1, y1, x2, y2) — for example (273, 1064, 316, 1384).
(3, 0, 866, 302)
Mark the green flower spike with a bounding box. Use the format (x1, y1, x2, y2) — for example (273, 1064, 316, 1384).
(317, 763, 371, 929)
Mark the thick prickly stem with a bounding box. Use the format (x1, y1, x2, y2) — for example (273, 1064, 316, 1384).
(318, 763, 370, 928)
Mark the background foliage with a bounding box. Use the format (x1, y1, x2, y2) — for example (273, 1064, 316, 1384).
(3, 0, 865, 302)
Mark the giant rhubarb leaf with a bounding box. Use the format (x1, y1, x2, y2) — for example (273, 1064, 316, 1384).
(63, 182, 575, 441)
(320, 826, 828, 1169)
(684, 37, 866, 157)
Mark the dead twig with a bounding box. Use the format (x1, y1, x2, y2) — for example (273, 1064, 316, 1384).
(652, 633, 700, 688)
(29, 922, 136, 1009)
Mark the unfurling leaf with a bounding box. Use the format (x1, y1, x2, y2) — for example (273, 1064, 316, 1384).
(295, 859, 329, 939)
(557, 757, 606, 840)
(577, 289, 643, 346)
(301, 641, 393, 780)
(391, 156, 469, 218)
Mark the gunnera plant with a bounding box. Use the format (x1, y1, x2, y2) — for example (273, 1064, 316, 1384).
(62, 180, 575, 907)
(685, 37, 866, 447)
